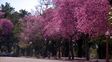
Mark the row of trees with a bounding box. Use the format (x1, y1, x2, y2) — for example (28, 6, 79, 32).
(18, 0, 112, 60)
(0, 0, 112, 60)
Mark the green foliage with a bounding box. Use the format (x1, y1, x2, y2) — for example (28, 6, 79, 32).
(1, 2, 15, 18)
(0, 2, 30, 25)
(19, 9, 31, 17)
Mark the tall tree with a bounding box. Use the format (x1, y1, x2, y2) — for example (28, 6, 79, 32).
(43, 0, 79, 59)
(75, 0, 110, 60)
(1, 2, 15, 18)
(0, 11, 14, 52)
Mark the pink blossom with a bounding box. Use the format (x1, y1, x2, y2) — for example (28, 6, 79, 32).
(0, 19, 13, 35)
(20, 15, 44, 42)
(76, 0, 110, 37)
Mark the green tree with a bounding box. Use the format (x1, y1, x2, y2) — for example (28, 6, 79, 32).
(1, 2, 15, 18)
(19, 9, 30, 17)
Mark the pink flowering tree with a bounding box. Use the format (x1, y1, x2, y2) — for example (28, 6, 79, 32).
(0, 11, 14, 52)
(0, 19, 13, 35)
(0, 11, 13, 35)
(43, 0, 79, 59)
(43, 0, 111, 59)
(76, 0, 110, 37)
(75, 0, 110, 60)
(19, 15, 45, 56)
(19, 16, 44, 43)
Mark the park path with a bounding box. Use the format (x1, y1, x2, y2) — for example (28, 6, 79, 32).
(0, 57, 83, 62)
(0, 57, 112, 62)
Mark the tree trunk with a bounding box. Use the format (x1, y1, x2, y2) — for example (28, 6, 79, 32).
(86, 41, 89, 61)
(58, 46, 61, 59)
(68, 39, 74, 60)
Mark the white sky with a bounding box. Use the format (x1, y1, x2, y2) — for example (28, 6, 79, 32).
(0, 0, 39, 12)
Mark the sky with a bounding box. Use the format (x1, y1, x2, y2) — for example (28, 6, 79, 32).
(0, 0, 39, 12)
